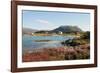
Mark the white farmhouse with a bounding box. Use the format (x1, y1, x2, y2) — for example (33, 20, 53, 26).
(58, 31, 63, 34)
(32, 33, 34, 35)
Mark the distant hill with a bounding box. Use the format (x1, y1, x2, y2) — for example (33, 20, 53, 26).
(23, 26, 83, 34)
(23, 28, 38, 34)
(52, 26, 82, 33)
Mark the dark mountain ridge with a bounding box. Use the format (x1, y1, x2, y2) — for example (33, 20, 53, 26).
(51, 26, 82, 33)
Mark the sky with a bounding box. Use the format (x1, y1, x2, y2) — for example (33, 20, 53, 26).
(22, 10, 90, 31)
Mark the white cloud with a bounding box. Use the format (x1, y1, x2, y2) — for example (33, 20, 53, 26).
(36, 19, 50, 25)
(35, 19, 58, 30)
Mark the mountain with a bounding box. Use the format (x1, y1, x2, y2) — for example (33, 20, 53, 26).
(52, 26, 82, 33)
(23, 28, 38, 34)
(23, 26, 83, 34)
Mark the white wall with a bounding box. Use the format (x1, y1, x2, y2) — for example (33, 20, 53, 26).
(0, 0, 99, 73)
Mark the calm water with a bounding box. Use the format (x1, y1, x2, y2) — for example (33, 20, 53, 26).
(22, 34, 74, 53)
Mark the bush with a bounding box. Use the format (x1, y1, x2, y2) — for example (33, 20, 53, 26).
(80, 31, 90, 39)
(61, 31, 90, 46)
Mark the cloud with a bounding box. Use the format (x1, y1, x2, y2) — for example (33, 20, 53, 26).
(36, 19, 50, 25)
(35, 19, 58, 30)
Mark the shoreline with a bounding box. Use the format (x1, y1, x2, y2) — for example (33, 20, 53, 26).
(24, 33, 80, 37)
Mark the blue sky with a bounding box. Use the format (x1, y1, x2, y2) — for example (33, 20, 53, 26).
(22, 10, 90, 31)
